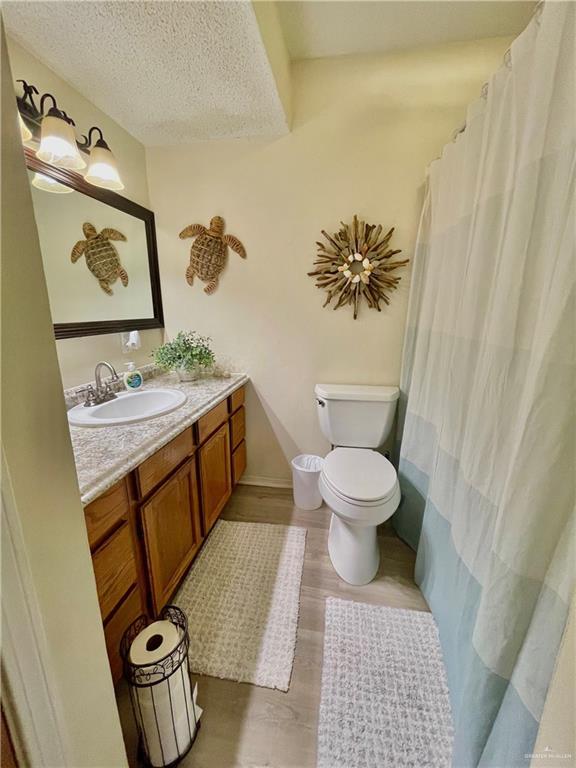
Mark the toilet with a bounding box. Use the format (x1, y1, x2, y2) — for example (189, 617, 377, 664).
(315, 383, 400, 585)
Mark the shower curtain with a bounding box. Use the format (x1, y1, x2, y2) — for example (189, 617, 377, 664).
(394, 3, 575, 766)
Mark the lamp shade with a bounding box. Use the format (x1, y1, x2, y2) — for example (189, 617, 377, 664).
(31, 172, 73, 194)
(36, 113, 86, 170)
(18, 113, 32, 143)
(85, 143, 124, 190)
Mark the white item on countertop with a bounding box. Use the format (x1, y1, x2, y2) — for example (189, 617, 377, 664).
(123, 361, 144, 391)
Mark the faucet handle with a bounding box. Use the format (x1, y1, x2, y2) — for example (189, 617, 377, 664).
(79, 384, 98, 407)
(104, 381, 118, 400)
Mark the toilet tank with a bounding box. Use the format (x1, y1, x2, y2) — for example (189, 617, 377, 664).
(315, 383, 399, 448)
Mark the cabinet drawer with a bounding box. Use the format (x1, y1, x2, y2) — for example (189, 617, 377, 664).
(232, 440, 247, 486)
(136, 428, 194, 498)
(197, 400, 228, 444)
(230, 406, 245, 450)
(104, 585, 143, 683)
(84, 479, 129, 551)
(92, 522, 138, 621)
(229, 386, 245, 414)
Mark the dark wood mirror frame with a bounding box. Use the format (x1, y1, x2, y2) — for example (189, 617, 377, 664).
(25, 146, 164, 340)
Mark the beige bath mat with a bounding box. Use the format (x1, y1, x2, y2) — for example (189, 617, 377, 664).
(175, 520, 306, 691)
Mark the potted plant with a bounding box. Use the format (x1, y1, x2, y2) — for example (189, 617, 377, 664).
(153, 331, 215, 382)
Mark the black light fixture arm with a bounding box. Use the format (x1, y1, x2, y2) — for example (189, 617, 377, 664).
(78, 126, 110, 151)
(61, 110, 76, 126)
(16, 79, 39, 114)
(39, 92, 58, 114)
(16, 78, 106, 150)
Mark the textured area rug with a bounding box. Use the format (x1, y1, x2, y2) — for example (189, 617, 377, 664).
(318, 598, 453, 768)
(175, 520, 306, 691)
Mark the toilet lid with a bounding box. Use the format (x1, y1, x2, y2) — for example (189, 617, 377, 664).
(322, 448, 397, 502)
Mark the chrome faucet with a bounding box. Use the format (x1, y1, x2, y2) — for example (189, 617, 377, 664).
(84, 360, 120, 406)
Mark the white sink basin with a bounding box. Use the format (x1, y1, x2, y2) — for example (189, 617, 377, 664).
(68, 389, 187, 427)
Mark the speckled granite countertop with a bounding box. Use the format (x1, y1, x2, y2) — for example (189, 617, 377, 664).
(68, 372, 248, 506)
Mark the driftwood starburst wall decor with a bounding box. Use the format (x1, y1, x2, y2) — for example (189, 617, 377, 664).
(308, 215, 409, 319)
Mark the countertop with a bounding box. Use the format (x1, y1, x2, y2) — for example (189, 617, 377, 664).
(69, 372, 249, 506)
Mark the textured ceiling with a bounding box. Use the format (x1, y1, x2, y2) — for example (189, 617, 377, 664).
(278, 1, 535, 60)
(3, 0, 289, 145)
(4, 0, 534, 145)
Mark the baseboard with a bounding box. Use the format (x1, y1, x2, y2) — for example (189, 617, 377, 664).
(238, 474, 293, 489)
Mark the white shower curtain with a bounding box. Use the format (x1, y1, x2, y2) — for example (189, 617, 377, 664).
(395, 3, 575, 765)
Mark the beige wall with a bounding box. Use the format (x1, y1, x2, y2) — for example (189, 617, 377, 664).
(1, 29, 127, 766)
(252, 0, 292, 127)
(147, 36, 511, 485)
(531, 594, 576, 768)
(7, 37, 163, 388)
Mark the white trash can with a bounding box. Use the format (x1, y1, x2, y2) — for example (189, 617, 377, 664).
(291, 454, 324, 510)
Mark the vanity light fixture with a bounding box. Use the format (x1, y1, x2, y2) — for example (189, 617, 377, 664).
(36, 94, 86, 170)
(31, 172, 74, 194)
(16, 79, 124, 191)
(82, 127, 124, 191)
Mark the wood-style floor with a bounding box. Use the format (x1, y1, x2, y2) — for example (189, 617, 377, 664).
(117, 485, 428, 768)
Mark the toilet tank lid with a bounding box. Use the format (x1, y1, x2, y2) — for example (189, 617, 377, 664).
(315, 383, 399, 402)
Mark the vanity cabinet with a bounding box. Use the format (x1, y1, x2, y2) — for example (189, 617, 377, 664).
(229, 387, 246, 488)
(136, 428, 194, 498)
(232, 439, 247, 486)
(199, 422, 232, 535)
(141, 457, 202, 614)
(84, 477, 146, 682)
(92, 523, 138, 619)
(83, 384, 247, 682)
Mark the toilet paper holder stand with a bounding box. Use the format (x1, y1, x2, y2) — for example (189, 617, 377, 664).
(121, 605, 201, 768)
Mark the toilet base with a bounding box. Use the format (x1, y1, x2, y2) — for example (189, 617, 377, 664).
(327, 513, 379, 586)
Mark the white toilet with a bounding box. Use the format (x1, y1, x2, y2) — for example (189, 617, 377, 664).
(315, 383, 401, 585)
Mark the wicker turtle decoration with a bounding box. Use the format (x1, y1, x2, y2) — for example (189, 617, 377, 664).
(179, 216, 246, 294)
(71, 222, 128, 295)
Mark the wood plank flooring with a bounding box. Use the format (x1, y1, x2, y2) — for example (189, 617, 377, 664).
(117, 485, 428, 768)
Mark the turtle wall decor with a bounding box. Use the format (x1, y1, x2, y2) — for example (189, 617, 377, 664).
(179, 216, 246, 294)
(307, 215, 409, 319)
(71, 222, 128, 295)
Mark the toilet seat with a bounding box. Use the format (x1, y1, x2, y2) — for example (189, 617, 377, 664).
(322, 475, 395, 507)
(319, 448, 400, 527)
(321, 448, 397, 503)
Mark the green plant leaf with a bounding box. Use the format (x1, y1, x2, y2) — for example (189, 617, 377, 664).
(152, 331, 215, 372)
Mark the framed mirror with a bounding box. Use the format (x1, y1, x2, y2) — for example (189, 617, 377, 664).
(25, 147, 164, 339)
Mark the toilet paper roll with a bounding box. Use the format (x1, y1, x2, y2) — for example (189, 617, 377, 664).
(129, 620, 180, 666)
(128, 619, 199, 767)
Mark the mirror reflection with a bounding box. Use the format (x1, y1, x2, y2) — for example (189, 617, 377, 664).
(26, 161, 163, 338)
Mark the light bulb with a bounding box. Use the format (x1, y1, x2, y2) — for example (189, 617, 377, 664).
(31, 172, 73, 194)
(36, 113, 86, 170)
(85, 143, 124, 191)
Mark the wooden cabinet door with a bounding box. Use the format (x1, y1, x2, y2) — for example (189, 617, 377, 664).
(232, 440, 247, 486)
(199, 422, 232, 534)
(141, 458, 202, 614)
